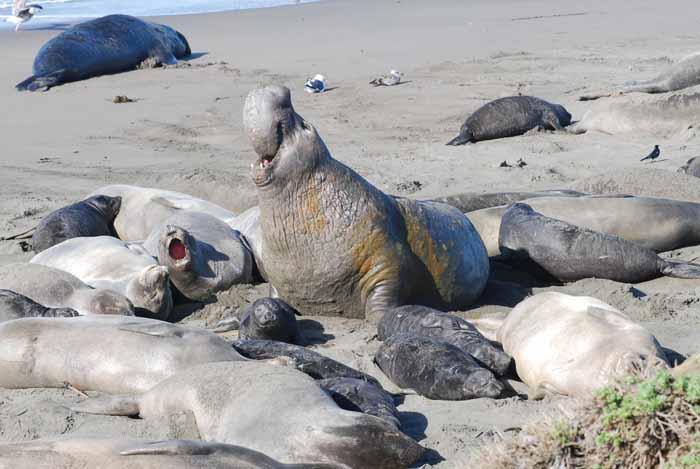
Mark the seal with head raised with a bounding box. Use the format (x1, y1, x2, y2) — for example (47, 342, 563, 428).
(237, 297, 301, 343)
(245, 85, 489, 319)
(0, 289, 78, 322)
(31, 195, 121, 253)
(16, 14, 191, 91)
(446, 96, 572, 145)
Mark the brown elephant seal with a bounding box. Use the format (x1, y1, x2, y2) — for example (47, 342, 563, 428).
(499, 203, 700, 283)
(0, 316, 244, 394)
(31, 236, 172, 319)
(428, 189, 583, 213)
(471, 292, 668, 397)
(31, 195, 121, 253)
(679, 156, 700, 178)
(0, 263, 135, 316)
(72, 361, 424, 468)
(244, 85, 489, 319)
(141, 211, 254, 301)
(0, 438, 341, 469)
(0, 289, 78, 322)
(446, 96, 572, 145)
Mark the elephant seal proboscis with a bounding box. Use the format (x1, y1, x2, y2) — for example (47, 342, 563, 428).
(0, 289, 78, 322)
(31, 195, 121, 253)
(245, 85, 489, 319)
(72, 361, 424, 468)
(471, 292, 668, 397)
(141, 211, 254, 301)
(0, 263, 134, 316)
(319, 377, 401, 430)
(679, 156, 700, 178)
(499, 203, 700, 283)
(428, 189, 584, 213)
(446, 96, 572, 145)
(237, 297, 301, 343)
(378, 305, 512, 376)
(0, 316, 244, 394)
(375, 333, 504, 400)
(17, 15, 191, 91)
(31, 236, 173, 319)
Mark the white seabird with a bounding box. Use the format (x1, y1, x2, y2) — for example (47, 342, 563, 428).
(304, 74, 326, 93)
(5, 0, 43, 32)
(370, 69, 403, 87)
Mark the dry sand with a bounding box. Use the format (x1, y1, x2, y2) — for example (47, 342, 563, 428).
(1, 0, 700, 466)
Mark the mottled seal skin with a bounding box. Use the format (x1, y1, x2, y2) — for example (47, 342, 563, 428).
(141, 211, 254, 301)
(72, 361, 424, 468)
(679, 156, 700, 178)
(0, 289, 78, 322)
(375, 333, 504, 400)
(429, 189, 583, 213)
(17, 15, 191, 91)
(0, 263, 135, 316)
(31, 195, 121, 253)
(378, 305, 512, 376)
(319, 377, 401, 430)
(233, 339, 381, 387)
(245, 85, 489, 319)
(471, 292, 668, 397)
(446, 96, 572, 145)
(499, 203, 700, 283)
(238, 297, 300, 343)
(0, 438, 342, 469)
(0, 316, 244, 394)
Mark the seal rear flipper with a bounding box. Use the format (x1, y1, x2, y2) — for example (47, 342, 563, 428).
(16, 70, 67, 92)
(446, 133, 471, 146)
(661, 259, 700, 279)
(70, 394, 140, 416)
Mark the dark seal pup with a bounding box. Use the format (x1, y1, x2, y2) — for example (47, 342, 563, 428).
(17, 14, 191, 91)
(446, 96, 572, 145)
(319, 377, 402, 430)
(378, 305, 512, 376)
(375, 333, 504, 400)
(32, 195, 121, 253)
(0, 289, 78, 322)
(239, 297, 301, 343)
(499, 203, 700, 283)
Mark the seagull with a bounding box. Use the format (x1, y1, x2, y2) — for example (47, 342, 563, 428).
(640, 145, 660, 162)
(369, 69, 403, 87)
(304, 74, 326, 94)
(5, 0, 43, 32)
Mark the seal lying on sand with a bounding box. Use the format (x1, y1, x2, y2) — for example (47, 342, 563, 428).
(499, 203, 700, 283)
(72, 361, 424, 468)
(375, 333, 504, 400)
(245, 85, 489, 319)
(679, 156, 700, 178)
(31, 195, 121, 253)
(320, 377, 401, 430)
(17, 14, 191, 91)
(228, 205, 268, 281)
(446, 96, 572, 145)
(141, 211, 254, 301)
(0, 263, 134, 316)
(428, 189, 583, 213)
(0, 316, 244, 394)
(0, 289, 78, 322)
(31, 236, 172, 319)
(471, 292, 668, 397)
(237, 297, 301, 343)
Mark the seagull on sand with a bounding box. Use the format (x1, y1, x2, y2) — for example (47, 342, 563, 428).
(370, 69, 403, 87)
(304, 74, 326, 93)
(640, 145, 660, 162)
(5, 0, 43, 32)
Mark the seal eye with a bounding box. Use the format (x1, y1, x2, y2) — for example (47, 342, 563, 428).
(169, 239, 187, 260)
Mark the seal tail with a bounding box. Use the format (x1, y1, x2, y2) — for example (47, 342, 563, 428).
(446, 133, 470, 146)
(661, 260, 700, 279)
(16, 70, 66, 92)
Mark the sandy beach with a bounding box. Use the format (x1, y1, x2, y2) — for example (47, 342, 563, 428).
(1, 0, 700, 466)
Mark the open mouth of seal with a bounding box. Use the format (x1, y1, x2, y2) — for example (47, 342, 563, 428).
(169, 239, 187, 260)
(253, 154, 276, 187)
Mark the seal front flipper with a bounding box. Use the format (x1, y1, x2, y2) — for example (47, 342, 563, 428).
(660, 259, 700, 279)
(71, 394, 140, 416)
(16, 70, 68, 92)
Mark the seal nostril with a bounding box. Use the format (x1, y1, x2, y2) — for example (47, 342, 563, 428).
(169, 239, 187, 260)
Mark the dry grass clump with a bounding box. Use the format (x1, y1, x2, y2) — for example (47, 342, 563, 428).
(471, 371, 700, 468)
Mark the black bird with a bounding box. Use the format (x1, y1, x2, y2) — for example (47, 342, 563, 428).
(640, 145, 660, 162)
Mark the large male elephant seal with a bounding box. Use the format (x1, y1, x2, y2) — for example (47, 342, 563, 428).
(471, 292, 668, 397)
(0, 263, 134, 316)
(499, 203, 700, 283)
(72, 361, 424, 468)
(16, 15, 191, 91)
(31, 195, 121, 253)
(244, 85, 489, 319)
(31, 236, 172, 319)
(446, 96, 572, 145)
(0, 316, 244, 394)
(428, 189, 583, 213)
(0, 289, 78, 322)
(141, 211, 254, 301)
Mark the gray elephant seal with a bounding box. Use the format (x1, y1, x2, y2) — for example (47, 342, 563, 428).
(31, 236, 172, 319)
(228, 205, 268, 281)
(0, 263, 134, 316)
(245, 85, 489, 319)
(0, 316, 244, 394)
(679, 157, 700, 178)
(378, 305, 512, 376)
(499, 203, 700, 283)
(237, 297, 301, 343)
(471, 292, 668, 397)
(375, 333, 504, 400)
(31, 195, 121, 253)
(142, 211, 254, 301)
(319, 377, 401, 430)
(0, 438, 341, 469)
(429, 189, 583, 213)
(446, 96, 572, 145)
(0, 289, 78, 322)
(17, 15, 191, 91)
(72, 361, 424, 468)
